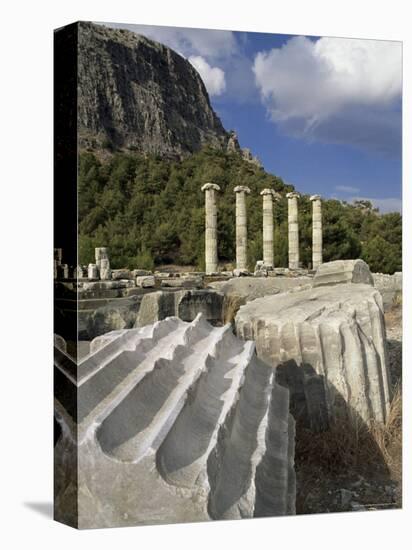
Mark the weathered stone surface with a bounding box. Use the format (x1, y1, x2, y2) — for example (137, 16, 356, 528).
(99, 258, 111, 281)
(81, 280, 135, 291)
(54, 314, 295, 528)
(85, 296, 141, 339)
(202, 183, 220, 274)
(233, 268, 250, 277)
(111, 269, 132, 280)
(287, 192, 300, 270)
(209, 277, 311, 324)
(135, 289, 224, 327)
(54, 334, 67, 353)
(78, 22, 229, 158)
(234, 186, 250, 270)
(95, 247, 111, 280)
(373, 272, 402, 310)
(87, 263, 99, 280)
(260, 189, 280, 268)
(209, 276, 311, 302)
(135, 275, 156, 288)
(75, 266, 84, 279)
(235, 283, 391, 430)
(310, 195, 323, 269)
(254, 260, 272, 277)
(313, 259, 374, 287)
(132, 269, 153, 277)
(160, 276, 203, 289)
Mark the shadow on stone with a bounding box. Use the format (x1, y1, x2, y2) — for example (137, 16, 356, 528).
(274, 360, 397, 514)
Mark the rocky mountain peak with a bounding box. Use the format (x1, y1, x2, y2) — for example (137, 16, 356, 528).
(77, 21, 231, 158)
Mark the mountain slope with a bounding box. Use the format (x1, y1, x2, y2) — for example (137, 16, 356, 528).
(78, 22, 229, 157)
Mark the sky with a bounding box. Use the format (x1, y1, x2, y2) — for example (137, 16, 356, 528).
(99, 22, 402, 213)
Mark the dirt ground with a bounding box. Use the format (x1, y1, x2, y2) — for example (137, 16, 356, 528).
(295, 303, 402, 515)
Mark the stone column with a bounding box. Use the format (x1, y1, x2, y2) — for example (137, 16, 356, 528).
(95, 247, 111, 280)
(88, 264, 99, 280)
(286, 192, 300, 270)
(260, 189, 279, 267)
(234, 186, 250, 270)
(201, 183, 221, 274)
(310, 195, 323, 270)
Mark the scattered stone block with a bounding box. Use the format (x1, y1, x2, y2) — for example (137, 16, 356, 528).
(233, 269, 250, 277)
(135, 275, 156, 288)
(132, 269, 153, 277)
(82, 280, 135, 291)
(99, 258, 111, 280)
(134, 289, 224, 327)
(111, 269, 132, 280)
(88, 263, 99, 280)
(160, 276, 202, 289)
(313, 259, 374, 288)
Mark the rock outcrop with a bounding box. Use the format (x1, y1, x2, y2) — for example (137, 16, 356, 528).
(54, 314, 296, 528)
(78, 22, 229, 157)
(235, 283, 391, 431)
(313, 259, 374, 287)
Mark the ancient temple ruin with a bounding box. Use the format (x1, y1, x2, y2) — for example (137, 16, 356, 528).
(199, 184, 321, 273)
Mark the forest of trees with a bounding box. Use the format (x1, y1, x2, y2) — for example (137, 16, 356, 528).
(78, 148, 402, 274)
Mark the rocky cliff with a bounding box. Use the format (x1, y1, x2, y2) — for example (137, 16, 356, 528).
(77, 22, 230, 157)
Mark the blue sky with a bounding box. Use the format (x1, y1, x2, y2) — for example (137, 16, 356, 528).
(99, 22, 402, 213)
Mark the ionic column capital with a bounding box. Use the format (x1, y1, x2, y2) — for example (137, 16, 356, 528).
(234, 185, 251, 194)
(260, 188, 281, 200)
(201, 182, 221, 192)
(286, 192, 300, 200)
(310, 194, 322, 201)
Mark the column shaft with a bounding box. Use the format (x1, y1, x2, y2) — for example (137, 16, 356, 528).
(287, 195, 300, 269)
(203, 186, 219, 274)
(262, 194, 274, 267)
(235, 189, 249, 270)
(312, 198, 323, 269)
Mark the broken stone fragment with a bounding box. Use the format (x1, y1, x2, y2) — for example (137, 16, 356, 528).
(135, 275, 156, 288)
(99, 258, 111, 280)
(233, 268, 250, 277)
(313, 259, 373, 287)
(159, 276, 203, 289)
(54, 314, 295, 528)
(235, 283, 391, 431)
(87, 263, 99, 280)
(134, 289, 224, 327)
(111, 269, 132, 280)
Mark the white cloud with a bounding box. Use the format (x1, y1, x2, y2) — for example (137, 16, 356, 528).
(189, 56, 226, 96)
(253, 36, 402, 153)
(98, 22, 237, 60)
(335, 185, 360, 193)
(351, 196, 402, 213)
